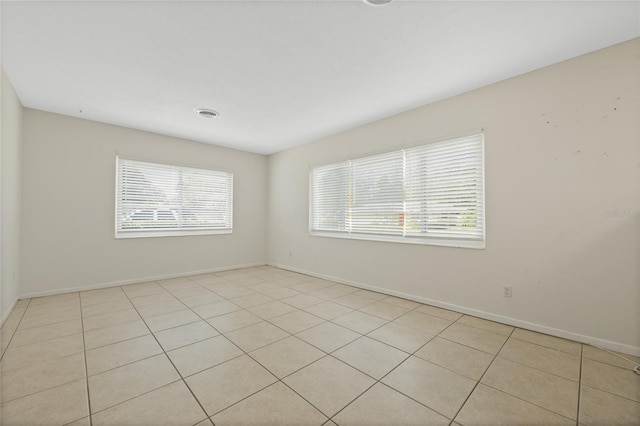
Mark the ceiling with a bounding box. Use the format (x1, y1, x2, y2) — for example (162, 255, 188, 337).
(1, 1, 638, 155)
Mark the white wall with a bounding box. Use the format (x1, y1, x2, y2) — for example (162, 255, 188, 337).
(268, 39, 640, 354)
(1, 68, 23, 322)
(20, 110, 268, 295)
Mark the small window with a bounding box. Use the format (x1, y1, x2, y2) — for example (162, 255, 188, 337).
(115, 157, 233, 238)
(310, 134, 485, 248)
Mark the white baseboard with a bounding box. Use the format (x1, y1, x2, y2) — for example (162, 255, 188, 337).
(269, 262, 640, 357)
(1, 297, 19, 326)
(18, 262, 267, 300)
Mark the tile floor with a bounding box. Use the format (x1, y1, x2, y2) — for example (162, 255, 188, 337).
(1, 266, 639, 425)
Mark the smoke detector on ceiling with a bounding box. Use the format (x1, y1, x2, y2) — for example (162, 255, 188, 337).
(195, 108, 220, 119)
(363, 0, 393, 6)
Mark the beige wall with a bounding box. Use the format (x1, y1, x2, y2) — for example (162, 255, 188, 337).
(20, 110, 268, 295)
(1, 68, 23, 321)
(268, 39, 640, 354)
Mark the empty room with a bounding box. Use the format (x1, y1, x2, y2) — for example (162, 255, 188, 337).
(1, 1, 639, 425)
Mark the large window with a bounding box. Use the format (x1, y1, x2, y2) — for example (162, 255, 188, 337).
(310, 134, 484, 248)
(115, 157, 233, 238)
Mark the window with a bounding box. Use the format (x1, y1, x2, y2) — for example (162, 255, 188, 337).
(115, 157, 233, 238)
(310, 134, 484, 248)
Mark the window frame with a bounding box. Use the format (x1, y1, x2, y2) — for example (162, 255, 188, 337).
(309, 134, 485, 249)
(114, 156, 233, 239)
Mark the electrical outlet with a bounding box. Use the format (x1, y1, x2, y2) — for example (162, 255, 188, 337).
(288, 250, 292, 257)
(503, 285, 512, 298)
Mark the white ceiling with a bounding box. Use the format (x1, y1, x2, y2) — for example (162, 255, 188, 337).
(1, 1, 638, 155)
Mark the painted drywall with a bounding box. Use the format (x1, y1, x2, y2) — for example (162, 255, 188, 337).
(268, 39, 640, 354)
(20, 110, 268, 295)
(1, 68, 23, 322)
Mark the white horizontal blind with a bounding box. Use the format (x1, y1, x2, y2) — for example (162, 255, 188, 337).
(351, 150, 404, 235)
(310, 134, 484, 245)
(310, 162, 350, 232)
(405, 134, 484, 240)
(116, 157, 233, 237)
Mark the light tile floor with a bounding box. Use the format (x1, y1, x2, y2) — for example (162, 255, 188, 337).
(1, 266, 639, 425)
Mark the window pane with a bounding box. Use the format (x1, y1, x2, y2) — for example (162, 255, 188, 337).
(311, 162, 349, 232)
(405, 135, 484, 240)
(309, 134, 484, 246)
(351, 151, 404, 236)
(116, 158, 233, 237)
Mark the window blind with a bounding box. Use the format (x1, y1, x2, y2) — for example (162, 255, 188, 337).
(351, 150, 404, 235)
(310, 134, 484, 246)
(116, 157, 233, 237)
(310, 161, 350, 233)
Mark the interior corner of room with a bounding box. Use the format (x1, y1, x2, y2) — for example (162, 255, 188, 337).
(1, 40, 639, 357)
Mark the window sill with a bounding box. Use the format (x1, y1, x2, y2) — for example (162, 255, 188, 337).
(115, 229, 233, 239)
(309, 231, 485, 249)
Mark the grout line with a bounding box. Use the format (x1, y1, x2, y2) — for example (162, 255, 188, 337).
(242, 351, 332, 421)
(353, 306, 414, 323)
(88, 377, 185, 417)
(177, 274, 335, 422)
(84, 350, 242, 415)
(78, 292, 94, 426)
(0, 334, 85, 375)
(119, 287, 212, 422)
(446, 331, 590, 424)
(418, 333, 492, 356)
(189, 270, 454, 420)
(433, 324, 583, 383)
(130, 275, 329, 425)
(146, 317, 203, 334)
(291, 323, 361, 354)
(0, 374, 88, 406)
(329, 357, 433, 419)
(83, 324, 150, 351)
(324, 313, 462, 422)
(477, 381, 580, 423)
(179, 350, 247, 381)
(508, 334, 582, 356)
(3, 268, 291, 421)
(414, 312, 460, 347)
(265, 310, 327, 330)
(365, 332, 432, 357)
(164, 273, 384, 422)
(583, 345, 640, 368)
(0, 298, 32, 361)
(449, 317, 513, 338)
(81, 303, 138, 319)
(324, 369, 380, 421)
(577, 344, 584, 425)
(453, 314, 515, 333)
(138, 280, 305, 344)
(204, 379, 277, 421)
(577, 382, 640, 403)
(487, 351, 580, 383)
(86, 348, 163, 378)
(330, 319, 463, 421)
(11, 312, 83, 332)
(6, 266, 616, 426)
(448, 327, 516, 424)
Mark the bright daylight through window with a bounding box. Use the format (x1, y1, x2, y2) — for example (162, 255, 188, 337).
(310, 134, 485, 248)
(116, 157, 233, 238)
